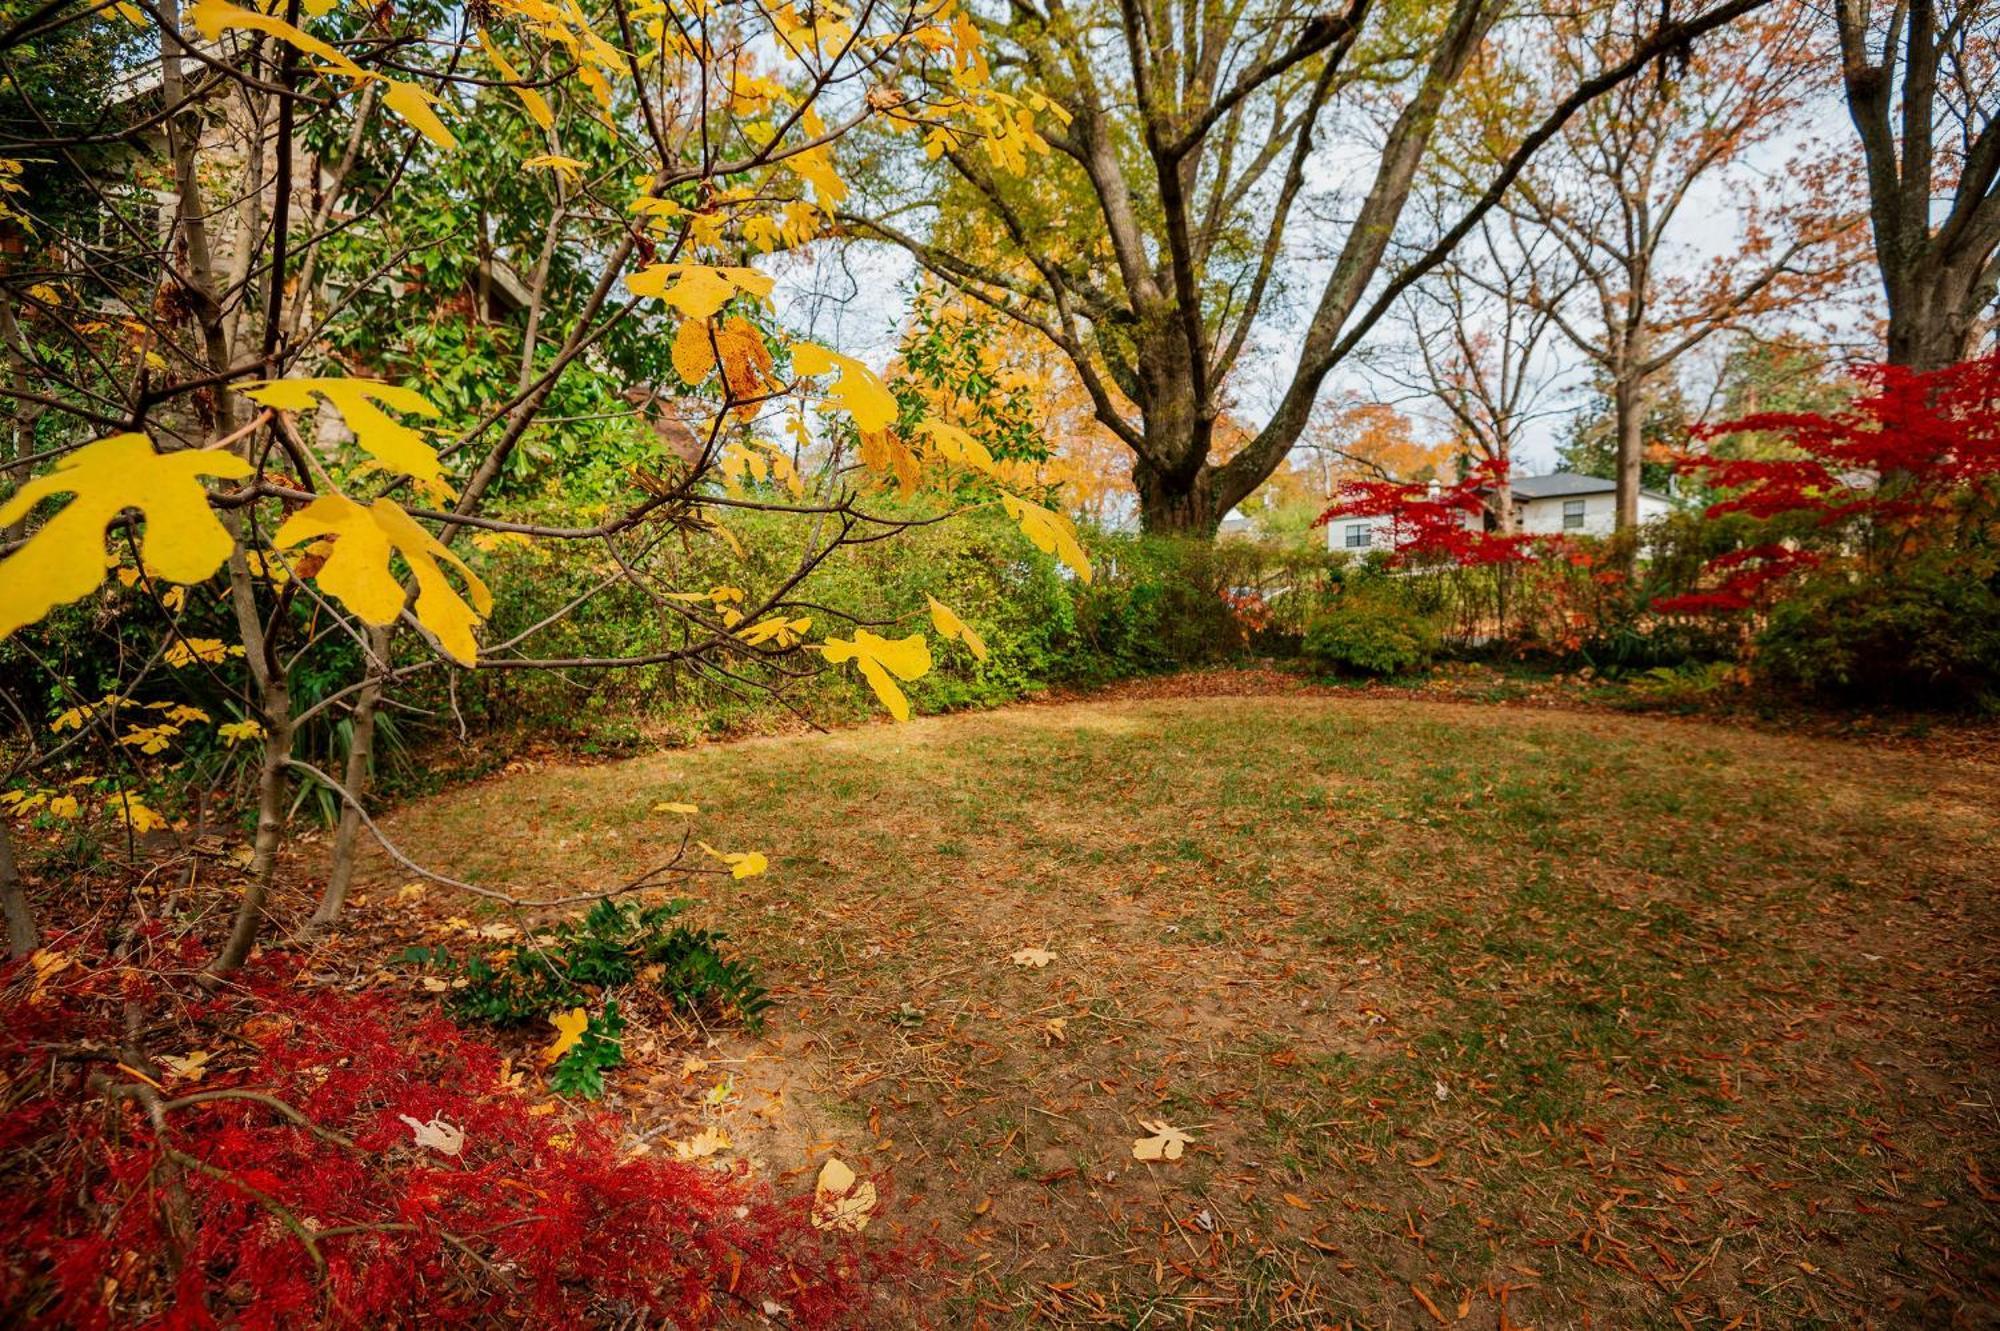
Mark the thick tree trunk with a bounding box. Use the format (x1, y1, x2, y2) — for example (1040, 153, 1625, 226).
(1, 819, 36, 960)
(1612, 375, 1647, 531)
(1885, 257, 1996, 371)
(1133, 460, 1224, 537)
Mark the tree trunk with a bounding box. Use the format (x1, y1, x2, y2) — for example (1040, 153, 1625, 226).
(1, 819, 36, 960)
(1886, 256, 1996, 371)
(210, 681, 291, 976)
(311, 628, 388, 929)
(1133, 459, 1224, 537)
(1612, 375, 1647, 531)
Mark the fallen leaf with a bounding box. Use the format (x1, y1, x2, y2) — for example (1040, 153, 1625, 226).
(543, 1007, 588, 1065)
(1407, 1146, 1444, 1168)
(653, 801, 699, 815)
(1132, 1119, 1192, 1162)
(158, 1051, 210, 1082)
(810, 1156, 877, 1232)
(1011, 947, 1056, 968)
(398, 1114, 465, 1156)
(672, 1125, 732, 1160)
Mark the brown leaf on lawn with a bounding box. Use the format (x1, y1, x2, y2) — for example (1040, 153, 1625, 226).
(1408, 1146, 1444, 1168)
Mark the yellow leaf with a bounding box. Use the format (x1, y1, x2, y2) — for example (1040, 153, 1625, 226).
(627, 264, 774, 319)
(926, 595, 987, 661)
(241, 378, 444, 482)
(1132, 1119, 1192, 1162)
(820, 629, 930, 721)
(523, 153, 588, 181)
(811, 1156, 877, 1232)
(0, 434, 250, 640)
(47, 793, 79, 819)
(164, 637, 238, 668)
(653, 801, 699, 815)
(672, 318, 716, 386)
(1001, 493, 1091, 582)
(479, 28, 552, 130)
(791, 342, 898, 435)
(697, 840, 768, 879)
(273, 496, 492, 664)
(917, 419, 996, 476)
(543, 1007, 588, 1065)
(672, 1125, 731, 1160)
(377, 78, 456, 149)
(218, 719, 264, 746)
(158, 1051, 211, 1082)
(189, 0, 361, 76)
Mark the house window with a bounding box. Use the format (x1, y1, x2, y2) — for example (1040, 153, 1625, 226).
(1562, 499, 1586, 529)
(1344, 523, 1371, 549)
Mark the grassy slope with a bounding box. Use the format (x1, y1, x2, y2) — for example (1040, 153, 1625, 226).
(368, 695, 2000, 1328)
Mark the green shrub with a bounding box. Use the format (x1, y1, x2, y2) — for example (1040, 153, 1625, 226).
(1302, 591, 1439, 676)
(423, 896, 771, 1033)
(1754, 561, 2000, 707)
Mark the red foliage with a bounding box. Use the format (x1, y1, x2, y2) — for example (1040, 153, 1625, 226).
(1, 942, 892, 1329)
(1664, 352, 2000, 613)
(1314, 460, 1550, 568)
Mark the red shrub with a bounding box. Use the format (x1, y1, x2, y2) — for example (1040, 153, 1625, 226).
(1, 942, 892, 1329)
(1666, 352, 2000, 611)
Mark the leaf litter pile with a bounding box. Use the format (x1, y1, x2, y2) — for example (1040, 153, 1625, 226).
(356, 693, 1999, 1327)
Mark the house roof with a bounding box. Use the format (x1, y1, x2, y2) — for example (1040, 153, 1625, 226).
(1502, 472, 1672, 503)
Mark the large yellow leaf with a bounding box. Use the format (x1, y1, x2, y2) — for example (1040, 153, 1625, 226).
(671, 318, 715, 385)
(0, 433, 250, 639)
(273, 495, 492, 664)
(242, 378, 444, 483)
(627, 264, 774, 319)
(926, 595, 988, 661)
(1001, 493, 1091, 583)
(791, 342, 898, 435)
(187, 0, 453, 148)
(478, 28, 552, 130)
(917, 419, 997, 477)
(821, 629, 930, 721)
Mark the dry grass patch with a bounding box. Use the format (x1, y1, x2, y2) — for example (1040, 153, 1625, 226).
(364, 696, 2000, 1329)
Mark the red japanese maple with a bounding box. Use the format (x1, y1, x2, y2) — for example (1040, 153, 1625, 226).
(1660, 352, 2000, 614)
(1, 940, 896, 1329)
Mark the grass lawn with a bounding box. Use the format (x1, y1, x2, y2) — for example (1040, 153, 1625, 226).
(362, 691, 2000, 1328)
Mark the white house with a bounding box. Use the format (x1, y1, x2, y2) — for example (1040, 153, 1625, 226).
(1325, 472, 1673, 553)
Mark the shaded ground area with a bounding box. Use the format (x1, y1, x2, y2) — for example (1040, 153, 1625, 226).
(357, 694, 2000, 1328)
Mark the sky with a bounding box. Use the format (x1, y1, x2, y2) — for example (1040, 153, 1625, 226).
(764, 71, 1875, 500)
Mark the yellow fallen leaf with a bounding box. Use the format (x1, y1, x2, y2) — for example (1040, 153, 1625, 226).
(543, 1007, 588, 1065)
(811, 1156, 877, 1232)
(1132, 1119, 1191, 1162)
(159, 1051, 210, 1082)
(672, 1125, 732, 1160)
(653, 801, 699, 815)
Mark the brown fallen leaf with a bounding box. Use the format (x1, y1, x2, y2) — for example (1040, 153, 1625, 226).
(1410, 1283, 1449, 1325)
(1408, 1146, 1444, 1168)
